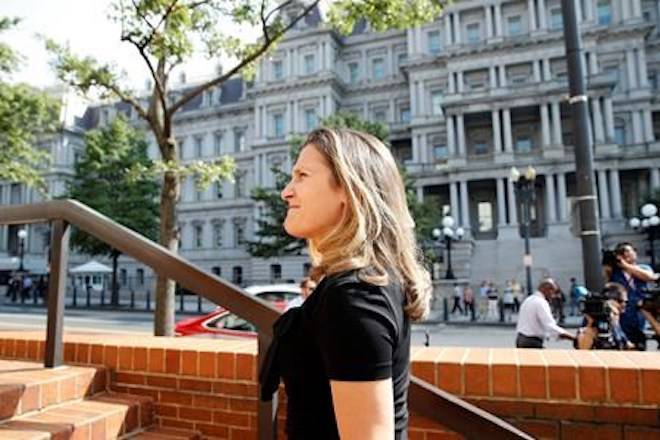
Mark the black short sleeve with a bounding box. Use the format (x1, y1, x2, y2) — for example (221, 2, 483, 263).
(316, 281, 398, 381)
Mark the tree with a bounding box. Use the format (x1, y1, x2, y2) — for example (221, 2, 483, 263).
(248, 112, 441, 261)
(0, 17, 59, 191)
(66, 116, 159, 306)
(45, 0, 444, 335)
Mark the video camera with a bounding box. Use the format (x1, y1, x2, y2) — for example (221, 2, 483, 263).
(580, 289, 618, 323)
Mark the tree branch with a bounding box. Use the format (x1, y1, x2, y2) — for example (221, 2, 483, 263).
(169, 0, 322, 115)
(121, 33, 168, 114)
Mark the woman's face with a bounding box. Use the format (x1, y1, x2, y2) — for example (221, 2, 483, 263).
(281, 144, 347, 243)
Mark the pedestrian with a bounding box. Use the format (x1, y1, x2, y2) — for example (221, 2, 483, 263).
(487, 282, 499, 320)
(511, 278, 523, 312)
(285, 277, 316, 310)
(451, 283, 463, 315)
(21, 275, 33, 302)
(502, 281, 515, 322)
(551, 286, 566, 324)
(515, 278, 576, 348)
(463, 285, 476, 321)
(259, 128, 432, 439)
(478, 281, 489, 318)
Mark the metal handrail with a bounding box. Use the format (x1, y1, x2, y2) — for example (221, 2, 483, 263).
(0, 200, 532, 440)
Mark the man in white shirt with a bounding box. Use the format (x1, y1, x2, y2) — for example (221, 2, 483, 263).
(516, 278, 576, 348)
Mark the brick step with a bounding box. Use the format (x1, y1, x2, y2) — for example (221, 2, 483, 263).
(126, 427, 202, 439)
(0, 392, 153, 440)
(0, 360, 107, 422)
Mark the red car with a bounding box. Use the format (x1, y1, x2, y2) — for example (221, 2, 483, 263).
(175, 284, 301, 338)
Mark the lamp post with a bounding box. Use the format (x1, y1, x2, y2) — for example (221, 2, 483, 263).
(629, 203, 659, 271)
(17, 228, 28, 272)
(433, 215, 464, 280)
(510, 166, 537, 296)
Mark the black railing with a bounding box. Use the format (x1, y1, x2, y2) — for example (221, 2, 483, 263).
(0, 200, 532, 440)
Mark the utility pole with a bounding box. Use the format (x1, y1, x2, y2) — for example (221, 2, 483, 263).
(561, 0, 603, 292)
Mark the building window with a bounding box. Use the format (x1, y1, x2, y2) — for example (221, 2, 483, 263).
(431, 90, 443, 116)
(196, 188, 203, 202)
(215, 181, 223, 199)
(232, 266, 243, 285)
(372, 58, 385, 81)
(273, 113, 284, 138)
(372, 109, 387, 122)
(478, 202, 494, 232)
(234, 172, 245, 198)
(177, 138, 185, 159)
(433, 143, 448, 161)
(304, 54, 315, 75)
(550, 9, 563, 30)
(304, 108, 317, 131)
(466, 23, 481, 43)
(614, 125, 626, 145)
(597, 1, 611, 25)
(507, 15, 522, 36)
(136, 268, 144, 286)
(303, 262, 312, 276)
(348, 62, 359, 83)
(234, 221, 245, 246)
(194, 224, 203, 248)
(212, 266, 221, 276)
(234, 129, 245, 152)
(399, 107, 411, 124)
(120, 269, 127, 285)
(397, 53, 408, 67)
(194, 135, 204, 158)
(272, 59, 284, 80)
(515, 137, 533, 153)
(214, 131, 223, 156)
(472, 142, 489, 155)
(270, 264, 282, 281)
(213, 222, 223, 248)
(428, 31, 441, 54)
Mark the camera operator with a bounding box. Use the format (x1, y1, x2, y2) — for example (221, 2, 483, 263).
(607, 242, 659, 350)
(516, 278, 576, 348)
(575, 283, 634, 350)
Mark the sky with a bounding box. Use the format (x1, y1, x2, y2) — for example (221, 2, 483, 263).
(0, 0, 253, 93)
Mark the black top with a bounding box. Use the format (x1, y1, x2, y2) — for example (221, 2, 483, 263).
(260, 270, 410, 440)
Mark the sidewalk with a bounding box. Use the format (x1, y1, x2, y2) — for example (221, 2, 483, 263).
(423, 307, 584, 328)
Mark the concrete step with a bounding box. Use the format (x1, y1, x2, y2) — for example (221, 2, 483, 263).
(0, 360, 107, 422)
(127, 427, 202, 439)
(0, 392, 153, 440)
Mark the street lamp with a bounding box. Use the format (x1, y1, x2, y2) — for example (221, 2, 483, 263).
(17, 228, 28, 272)
(510, 165, 537, 296)
(629, 202, 659, 271)
(433, 215, 465, 279)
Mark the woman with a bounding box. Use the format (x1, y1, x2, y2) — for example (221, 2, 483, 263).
(260, 128, 431, 439)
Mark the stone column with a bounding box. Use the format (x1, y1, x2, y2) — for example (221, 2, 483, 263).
(591, 97, 605, 144)
(545, 174, 557, 223)
(503, 108, 513, 153)
(597, 170, 611, 219)
(650, 168, 660, 191)
(621, 0, 631, 21)
(576, 0, 583, 21)
(453, 12, 461, 44)
(447, 115, 456, 156)
(537, 0, 547, 29)
(412, 136, 421, 164)
(632, 0, 642, 18)
(498, 65, 507, 88)
(528, 0, 537, 31)
(289, 48, 296, 77)
(417, 186, 424, 202)
(557, 172, 567, 221)
(583, 0, 594, 21)
(494, 3, 503, 36)
(420, 134, 429, 163)
(632, 110, 644, 144)
(644, 109, 655, 143)
(541, 103, 551, 147)
(609, 169, 622, 219)
(490, 66, 498, 89)
(551, 100, 562, 145)
(637, 48, 649, 88)
(604, 97, 615, 142)
(448, 72, 456, 94)
(626, 50, 637, 89)
(410, 81, 418, 116)
(417, 81, 425, 115)
(460, 180, 470, 229)
(457, 71, 465, 93)
(457, 113, 466, 156)
(496, 177, 507, 226)
(542, 58, 552, 81)
(533, 60, 541, 82)
(492, 109, 502, 153)
(254, 105, 261, 140)
(589, 51, 599, 75)
(445, 15, 453, 45)
(450, 181, 459, 219)
(486, 5, 493, 38)
(507, 178, 518, 225)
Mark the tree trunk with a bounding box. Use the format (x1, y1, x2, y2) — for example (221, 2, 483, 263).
(111, 250, 120, 306)
(154, 170, 180, 336)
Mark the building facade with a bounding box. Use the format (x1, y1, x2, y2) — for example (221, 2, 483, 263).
(2, 0, 660, 291)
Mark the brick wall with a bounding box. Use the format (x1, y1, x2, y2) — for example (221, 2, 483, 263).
(1, 330, 658, 440)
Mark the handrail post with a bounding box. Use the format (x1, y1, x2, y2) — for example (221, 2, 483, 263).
(44, 219, 70, 368)
(257, 332, 277, 440)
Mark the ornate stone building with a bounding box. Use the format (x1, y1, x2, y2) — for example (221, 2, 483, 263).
(2, 0, 660, 291)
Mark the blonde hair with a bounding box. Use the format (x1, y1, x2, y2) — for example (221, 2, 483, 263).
(302, 128, 432, 321)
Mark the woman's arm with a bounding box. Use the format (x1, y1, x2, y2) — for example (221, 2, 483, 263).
(617, 259, 659, 282)
(330, 379, 394, 440)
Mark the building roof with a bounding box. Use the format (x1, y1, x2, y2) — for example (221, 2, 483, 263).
(69, 260, 113, 274)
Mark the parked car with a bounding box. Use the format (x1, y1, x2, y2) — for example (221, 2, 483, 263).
(175, 283, 301, 338)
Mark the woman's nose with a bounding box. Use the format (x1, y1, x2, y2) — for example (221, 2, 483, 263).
(281, 180, 293, 201)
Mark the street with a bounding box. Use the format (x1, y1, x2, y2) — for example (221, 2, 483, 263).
(0, 306, 572, 349)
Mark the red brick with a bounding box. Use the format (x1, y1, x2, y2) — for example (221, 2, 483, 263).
(534, 402, 595, 422)
(148, 348, 165, 373)
(118, 346, 133, 370)
(235, 353, 254, 381)
(114, 372, 146, 386)
(133, 347, 148, 371)
(165, 349, 181, 374)
(90, 344, 104, 365)
(64, 342, 76, 362)
(179, 406, 213, 422)
(199, 352, 216, 378)
(491, 364, 518, 398)
(548, 365, 576, 399)
(593, 406, 658, 426)
(561, 421, 622, 440)
(193, 395, 229, 410)
(160, 390, 193, 406)
(197, 423, 229, 438)
(161, 417, 195, 430)
(609, 367, 640, 404)
(181, 350, 198, 376)
(519, 364, 546, 399)
(146, 375, 178, 389)
(104, 345, 119, 369)
(229, 428, 255, 440)
(437, 363, 462, 395)
(516, 420, 558, 440)
(578, 365, 607, 402)
(624, 426, 660, 440)
(213, 409, 251, 427)
(426, 432, 464, 440)
(179, 378, 213, 393)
